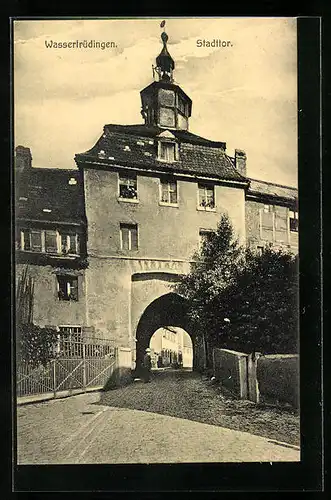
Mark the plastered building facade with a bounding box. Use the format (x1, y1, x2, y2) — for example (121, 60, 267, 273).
(15, 31, 298, 370)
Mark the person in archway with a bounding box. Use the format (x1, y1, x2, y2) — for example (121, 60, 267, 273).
(142, 348, 152, 383)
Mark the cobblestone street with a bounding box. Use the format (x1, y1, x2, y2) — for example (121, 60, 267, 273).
(17, 369, 300, 464)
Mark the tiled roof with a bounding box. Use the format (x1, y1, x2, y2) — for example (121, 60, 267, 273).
(16, 168, 84, 224)
(247, 178, 298, 202)
(75, 124, 247, 183)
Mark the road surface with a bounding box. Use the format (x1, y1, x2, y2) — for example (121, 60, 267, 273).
(17, 369, 300, 464)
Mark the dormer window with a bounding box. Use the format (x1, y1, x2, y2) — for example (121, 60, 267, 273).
(160, 142, 175, 162)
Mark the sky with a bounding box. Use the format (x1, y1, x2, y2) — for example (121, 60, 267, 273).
(14, 18, 297, 187)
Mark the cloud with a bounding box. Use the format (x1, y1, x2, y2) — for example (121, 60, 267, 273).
(14, 18, 297, 186)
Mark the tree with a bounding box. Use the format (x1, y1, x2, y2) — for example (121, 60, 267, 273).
(17, 323, 59, 368)
(174, 215, 299, 364)
(173, 214, 245, 366)
(214, 248, 299, 355)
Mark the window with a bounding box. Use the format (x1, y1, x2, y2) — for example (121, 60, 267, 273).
(263, 204, 272, 213)
(160, 179, 177, 204)
(119, 174, 138, 200)
(159, 142, 176, 162)
(45, 230, 58, 253)
(30, 230, 42, 252)
(198, 184, 215, 210)
(22, 229, 31, 251)
(60, 232, 78, 255)
(289, 210, 299, 232)
(199, 229, 213, 249)
(19, 228, 79, 255)
(57, 275, 78, 301)
(177, 95, 188, 115)
(257, 246, 264, 256)
(120, 223, 138, 251)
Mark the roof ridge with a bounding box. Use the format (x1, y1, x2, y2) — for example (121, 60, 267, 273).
(249, 177, 298, 191)
(103, 123, 226, 147)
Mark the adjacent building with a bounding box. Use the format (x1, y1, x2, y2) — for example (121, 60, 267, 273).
(150, 327, 193, 368)
(15, 29, 298, 370)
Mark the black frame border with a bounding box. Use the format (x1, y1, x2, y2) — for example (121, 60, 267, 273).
(5, 14, 323, 494)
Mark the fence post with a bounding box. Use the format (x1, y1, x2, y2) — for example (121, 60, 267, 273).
(52, 359, 57, 398)
(247, 352, 261, 403)
(82, 343, 86, 391)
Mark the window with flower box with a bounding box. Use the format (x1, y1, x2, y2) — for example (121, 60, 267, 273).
(198, 184, 215, 210)
(118, 174, 138, 201)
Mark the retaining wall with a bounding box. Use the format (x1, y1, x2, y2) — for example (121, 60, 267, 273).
(257, 354, 299, 408)
(212, 348, 248, 399)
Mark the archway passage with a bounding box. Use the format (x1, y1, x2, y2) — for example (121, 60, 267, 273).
(135, 292, 196, 371)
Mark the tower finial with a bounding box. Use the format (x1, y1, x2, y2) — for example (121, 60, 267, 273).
(155, 21, 175, 83)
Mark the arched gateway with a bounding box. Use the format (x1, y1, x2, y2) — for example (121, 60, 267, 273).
(135, 292, 197, 371)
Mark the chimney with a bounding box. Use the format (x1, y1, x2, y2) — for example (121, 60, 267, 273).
(15, 146, 32, 172)
(235, 149, 247, 177)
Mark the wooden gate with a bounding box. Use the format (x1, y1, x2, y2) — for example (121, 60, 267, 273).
(17, 339, 118, 399)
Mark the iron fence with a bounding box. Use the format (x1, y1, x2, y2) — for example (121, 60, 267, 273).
(17, 338, 118, 398)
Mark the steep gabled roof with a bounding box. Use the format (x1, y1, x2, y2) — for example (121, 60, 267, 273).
(75, 124, 247, 184)
(16, 168, 84, 224)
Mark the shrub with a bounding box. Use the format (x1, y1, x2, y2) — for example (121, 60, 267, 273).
(16, 322, 59, 367)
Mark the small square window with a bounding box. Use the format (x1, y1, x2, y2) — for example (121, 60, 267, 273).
(160, 179, 178, 204)
(57, 275, 78, 301)
(120, 223, 138, 251)
(119, 174, 138, 200)
(198, 184, 215, 210)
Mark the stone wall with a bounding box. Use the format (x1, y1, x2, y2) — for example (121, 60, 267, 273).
(257, 354, 299, 408)
(212, 348, 248, 399)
